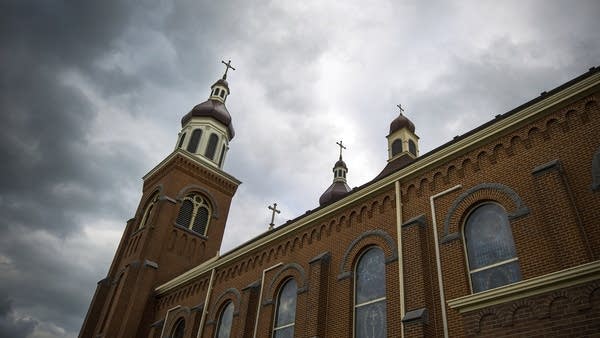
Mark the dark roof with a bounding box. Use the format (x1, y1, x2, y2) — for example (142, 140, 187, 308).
(212, 78, 229, 91)
(389, 113, 415, 134)
(334, 158, 347, 170)
(319, 181, 351, 206)
(374, 154, 415, 181)
(181, 99, 235, 139)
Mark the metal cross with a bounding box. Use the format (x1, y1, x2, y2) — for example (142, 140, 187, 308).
(397, 104, 405, 115)
(268, 203, 281, 230)
(221, 59, 236, 79)
(336, 140, 347, 159)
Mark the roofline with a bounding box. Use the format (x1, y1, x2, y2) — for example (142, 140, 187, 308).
(155, 66, 600, 295)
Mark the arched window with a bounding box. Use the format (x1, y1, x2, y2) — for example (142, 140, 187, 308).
(215, 88, 221, 97)
(139, 193, 159, 229)
(171, 318, 185, 338)
(215, 301, 234, 338)
(408, 139, 417, 156)
(175, 194, 212, 236)
(273, 278, 297, 338)
(354, 247, 387, 338)
(219, 90, 225, 98)
(205, 133, 219, 160)
(218, 145, 226, 167)
(391, 139, 403, 156)
(177, 133, 186, 148)
(464, 203, 521, 292)
(187, 129, 203, 153)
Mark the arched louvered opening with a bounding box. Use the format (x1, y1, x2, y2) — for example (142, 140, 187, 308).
(218, 144, 226, 167)
(177, 133, 186, 148)
(408, 139, 417, 156)
(391, 139, 403, 156)
(187, 129, 203, 153)
(192, 206, 209, 235)
(205, 133, 219, 160)
(176, 194, 212, 236)
(176, 200, 194, 228)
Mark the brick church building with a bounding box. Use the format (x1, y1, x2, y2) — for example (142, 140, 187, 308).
(80, 64, 600, 338)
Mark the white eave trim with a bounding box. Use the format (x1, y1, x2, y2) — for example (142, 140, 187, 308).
(142, 149, 241, 186)
(447, 260, 600, 313)
(155, 72, 600, 295)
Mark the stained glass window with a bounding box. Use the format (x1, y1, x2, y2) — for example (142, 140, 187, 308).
(355, 247, 386, 338)
(465, 203, 521, 292)
(206, 133, 219, 160)
(171, 318, 185, 338)
(391, 139, 403, 156)
(273, 278, 297, 338)
(215, 301, 234, 338)
(187, 129, 203, 153)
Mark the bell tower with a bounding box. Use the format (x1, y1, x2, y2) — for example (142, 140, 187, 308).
(80, 61, 241, 338)
(387, 104, 419, 161)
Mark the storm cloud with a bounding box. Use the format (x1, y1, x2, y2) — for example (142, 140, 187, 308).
(0, 1, 599, 337)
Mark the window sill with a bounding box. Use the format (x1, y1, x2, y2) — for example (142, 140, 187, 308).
(447, 260, 600, 313)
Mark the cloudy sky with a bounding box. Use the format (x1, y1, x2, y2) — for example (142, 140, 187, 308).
(0, 1, 599, 337)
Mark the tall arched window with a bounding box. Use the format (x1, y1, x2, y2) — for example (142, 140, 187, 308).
(177, 133, 186, 148)
(138, 193, 159, 229)
(187, 129, 203, 153)
(273, 278, 297, 338)
(354, 247, 387, 338)
(171, 318, 185, 338)
(215, 301, 234, 338)
(464, 203, 521, 292)
(175, 194, 212, 236)
(391, 139, 403, 156)
(205, 133, 219, 160)
(408, 139, 417, 156)
(218, 145, 226, 167)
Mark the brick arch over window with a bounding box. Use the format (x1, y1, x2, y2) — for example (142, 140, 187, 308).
(163, 306, 191, 338)
(207, 288, 241, 324)
(264, 263, 308, 304)
(176, 185, 220, 219)
(442, 183, 529, 243)
(338, 229, 398, 280)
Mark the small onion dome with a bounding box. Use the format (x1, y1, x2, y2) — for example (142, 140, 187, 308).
(319, 181, 351, 206)
(389, 113, 415, 134)
(334, 158, 347, 170)
(212, 78, 229, 90)
(181, 99, 235, 139)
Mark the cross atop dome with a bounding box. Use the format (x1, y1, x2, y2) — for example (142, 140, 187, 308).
(319, 140, 351, 206)
(221, 59, 235, 80)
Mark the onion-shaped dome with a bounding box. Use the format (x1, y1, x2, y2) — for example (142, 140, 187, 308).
(319, 181, 351, 206)
(180, 99, 235, 139)
(389, 113, 415, 134)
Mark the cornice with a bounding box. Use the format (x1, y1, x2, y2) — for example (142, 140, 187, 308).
(142, 149, 241, 194)
(447, 260, 600, 313)
(154, 71, 600, 295)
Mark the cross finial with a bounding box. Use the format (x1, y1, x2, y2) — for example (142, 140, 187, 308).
(336, 140, 347, 160)
(268, 203, 281, 230)
(221, 59, 236, 79)
(397, 104, 405, 115)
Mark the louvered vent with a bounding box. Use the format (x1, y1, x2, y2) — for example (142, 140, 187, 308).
(176, 200, 193, 227)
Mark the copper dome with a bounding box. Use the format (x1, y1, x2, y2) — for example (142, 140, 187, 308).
(319, 181, 351, 206)
(181, 99, 235, 139)
(389, 114, 415, 134)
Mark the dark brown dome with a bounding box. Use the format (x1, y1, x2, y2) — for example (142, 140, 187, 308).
(319, 181, 351, 206)
(334, 159, 347, 170)
(389, 114, 415, 134)
(181, 99, 235, 139)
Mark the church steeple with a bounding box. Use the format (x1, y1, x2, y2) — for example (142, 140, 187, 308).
(387, 104, 419, 161)
(319, 141, 351, 206)
(175, 60, 236, 169)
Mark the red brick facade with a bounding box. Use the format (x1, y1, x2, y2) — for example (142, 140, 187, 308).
(80, 68, 600, 337)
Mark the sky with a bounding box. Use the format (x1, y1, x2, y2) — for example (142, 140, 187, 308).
(0, 1, 598, 337)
